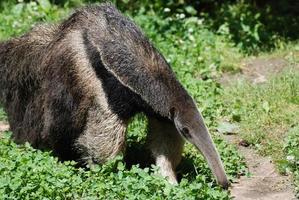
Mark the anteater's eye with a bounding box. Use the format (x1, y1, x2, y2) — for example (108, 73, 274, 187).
(181, 127, 191, 138)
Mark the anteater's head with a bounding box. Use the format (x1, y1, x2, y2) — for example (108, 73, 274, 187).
(169, 95, 229, 189)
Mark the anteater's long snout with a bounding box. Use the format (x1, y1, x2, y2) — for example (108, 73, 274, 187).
(191, 121, 229, 188)
(174, 109, 229, 189)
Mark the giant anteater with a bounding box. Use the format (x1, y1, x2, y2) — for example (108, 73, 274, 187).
(0, 3, 228, 187)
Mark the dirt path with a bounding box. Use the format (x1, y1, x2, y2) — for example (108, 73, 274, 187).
(225, 135, 296, 200)
(220, 57, 297, 85)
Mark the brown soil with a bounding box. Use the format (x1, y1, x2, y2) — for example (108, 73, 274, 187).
(0, 121, 9, 132)
(220, 57, 289, 85)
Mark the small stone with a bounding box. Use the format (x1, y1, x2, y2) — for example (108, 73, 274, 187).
(239, 140, 250, 147)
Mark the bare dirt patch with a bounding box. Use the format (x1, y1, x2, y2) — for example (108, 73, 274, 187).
(220, 57, 288, 85)
(0, 121, 9, 132)
(225, 135, 296, 200)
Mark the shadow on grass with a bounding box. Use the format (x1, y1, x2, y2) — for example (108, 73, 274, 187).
(124, 141, 198, 182)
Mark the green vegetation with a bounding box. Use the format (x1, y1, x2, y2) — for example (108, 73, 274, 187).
(0, 0, 68, 39)
(0, 125, 243, 199)
(0, 107, 6, 121)
(0, 0, 298, 199)
(284, 125, 299, 197)
(0, 128, 244, 199)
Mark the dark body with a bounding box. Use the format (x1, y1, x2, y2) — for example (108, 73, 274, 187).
(0, 4, 228, 187)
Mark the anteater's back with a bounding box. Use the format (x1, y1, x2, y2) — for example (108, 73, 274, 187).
(0, 26, 56, 104)
(0, 25, 57, 104)
(0, 25, 57, 144)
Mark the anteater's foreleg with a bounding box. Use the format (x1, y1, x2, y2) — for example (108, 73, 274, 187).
(146, 117, 184, 184)
(76, 107, 127, 165)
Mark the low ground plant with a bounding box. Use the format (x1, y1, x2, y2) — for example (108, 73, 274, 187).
(0, 107, 6, 121)
(284, 125, 299, 197)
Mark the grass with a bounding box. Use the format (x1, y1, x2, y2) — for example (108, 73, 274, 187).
(284, 125, 299, 197)
(0, 0, 68, 40)
(0, 107, 6, 121)
(0, 132, 237, 199)
(222, 67, 299, 160)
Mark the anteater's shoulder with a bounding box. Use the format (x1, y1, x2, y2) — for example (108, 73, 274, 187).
(18, 24, 58, 47)
(0, 24, 58, 57)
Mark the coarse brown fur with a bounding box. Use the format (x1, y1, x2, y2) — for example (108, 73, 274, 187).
(0, 3, 228, 187)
